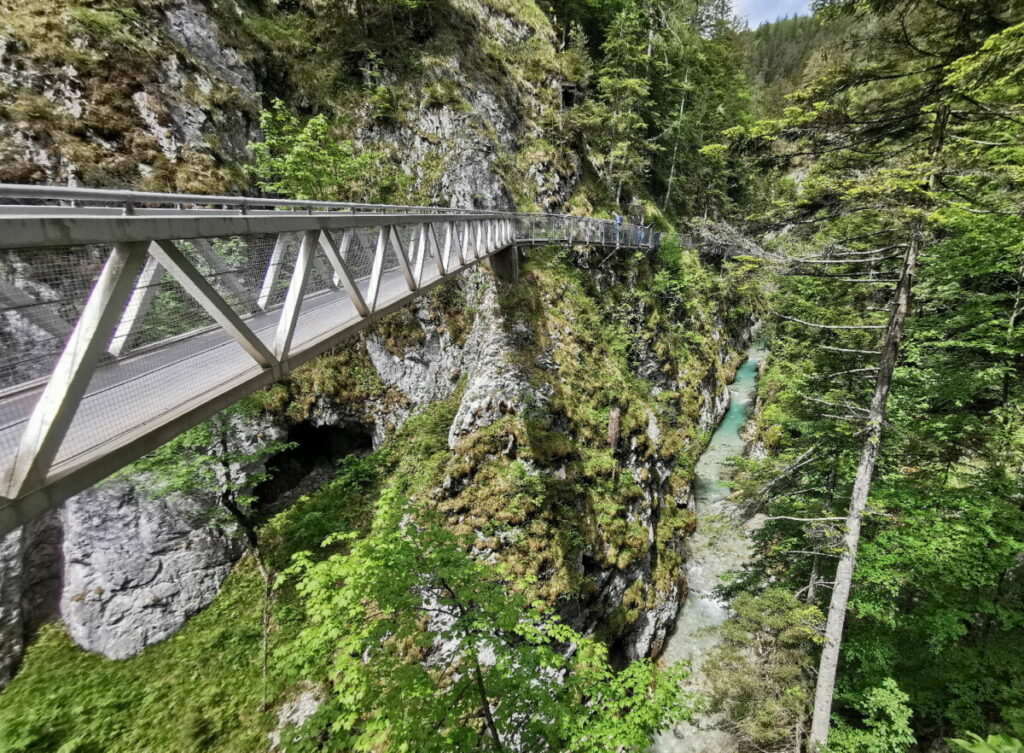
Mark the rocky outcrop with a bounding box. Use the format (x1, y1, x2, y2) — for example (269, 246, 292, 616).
(270, 682, 326, 751)
(0, 0, 258, 188)
(0, 511, 62, 685)
(448, 275, 529, 447)
(0, 530, 24, 687)
(60, 481, 243, 660)
(364, 298, 465, 410)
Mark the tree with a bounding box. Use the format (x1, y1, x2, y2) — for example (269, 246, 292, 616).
(248, 99, 383, 202)
(585, 0, 654, 206)
(126, 407, 293, 695)
(703, 589, 823, 753)
(277, 491, 691, 752)
(722, 0, 1024, 747)
(828, 679, 916, 753)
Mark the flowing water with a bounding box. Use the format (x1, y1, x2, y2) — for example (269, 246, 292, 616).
(652, 348, 766, 753)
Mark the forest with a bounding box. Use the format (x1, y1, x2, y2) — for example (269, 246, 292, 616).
(0, 0, 1020, 751)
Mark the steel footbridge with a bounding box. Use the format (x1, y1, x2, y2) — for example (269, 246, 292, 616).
(0, 184, 656, 534)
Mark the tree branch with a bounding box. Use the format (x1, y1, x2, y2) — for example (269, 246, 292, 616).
(773, 312, 887, 330)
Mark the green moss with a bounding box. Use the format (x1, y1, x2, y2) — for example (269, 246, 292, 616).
(0, 563, 270, 753)
(249, 344, 395, 424)
(0, 209, 759, 750)
(0, 448, 385, 753)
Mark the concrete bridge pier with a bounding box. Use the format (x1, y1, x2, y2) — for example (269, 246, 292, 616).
(487, 245, 520, 282)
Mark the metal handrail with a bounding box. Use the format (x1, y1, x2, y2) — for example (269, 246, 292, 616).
(0, 184, 646, 229)
(0, 183, 488, 215)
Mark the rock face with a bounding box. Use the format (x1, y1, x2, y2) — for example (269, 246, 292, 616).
(0, 0, 258, 187)
(0, 531, 24, 687)
(60, 482, 243, 660)
(0, 511, 62, 685)
(364, 297, 466, 410)
(448, 274, 529, 447)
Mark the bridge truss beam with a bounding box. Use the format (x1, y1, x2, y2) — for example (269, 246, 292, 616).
(0, 185, 658, 534)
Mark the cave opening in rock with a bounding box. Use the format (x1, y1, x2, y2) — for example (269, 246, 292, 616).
(253, 421, 374, 513)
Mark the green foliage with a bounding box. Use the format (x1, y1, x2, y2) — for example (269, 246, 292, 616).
(0, 445, 382, 753)
(583, 0, 653, 205)
(721, 0, 1024, 747)
(950, 733, 1024, 753)
(279, 492, 692, 751)
(263, 454, 382, 571)
(703, 589, 823, 753)
(249, 99, 384, 202)
(0, 563, 274, 753)
(828, 680, 916, 753)
(743, 14, 851, 116)
(121, 408, 292, 539)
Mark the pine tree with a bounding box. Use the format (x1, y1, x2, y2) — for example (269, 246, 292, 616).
(724, 0, 1024, 748)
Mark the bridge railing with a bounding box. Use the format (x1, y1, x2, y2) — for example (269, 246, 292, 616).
(0, 185, 655, 531)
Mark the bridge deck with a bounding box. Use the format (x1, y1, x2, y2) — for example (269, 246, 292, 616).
(0, 185, 657, 533)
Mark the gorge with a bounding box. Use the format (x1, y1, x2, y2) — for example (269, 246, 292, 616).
(1, 0, 1023, 751)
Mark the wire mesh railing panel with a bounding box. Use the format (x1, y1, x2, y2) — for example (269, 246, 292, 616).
(54, 336, 256, 468)
(290, 283, 362, 355)
(0, 188, 659, 518)
(348, 227, 379, 280)
(117, 260, 219, 353)
(0, 246, 111, 391)
(258, 233, 300, 312)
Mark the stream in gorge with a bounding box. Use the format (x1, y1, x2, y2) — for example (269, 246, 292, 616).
(652, 347, 766, 753)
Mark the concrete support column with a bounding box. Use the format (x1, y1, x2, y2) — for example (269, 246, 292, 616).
(487, 245, 519, 283)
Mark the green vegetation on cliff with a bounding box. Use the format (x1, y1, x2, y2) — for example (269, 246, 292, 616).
(0, 237, 761, 750)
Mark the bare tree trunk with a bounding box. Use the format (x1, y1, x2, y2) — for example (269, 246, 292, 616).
(808, 232, 921, 748)
(473, 652, 505, 752)
(662, 71, 689, 211)
(807, 464, 837, 605)
(607, 406, 623, 450)
(806, 554, 821, 606)
(809, 101, 947, 749)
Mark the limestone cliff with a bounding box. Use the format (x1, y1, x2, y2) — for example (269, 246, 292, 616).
(0, 0, 760, 707)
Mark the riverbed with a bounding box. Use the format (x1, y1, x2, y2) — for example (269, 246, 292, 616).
(652, 348, 765, 753)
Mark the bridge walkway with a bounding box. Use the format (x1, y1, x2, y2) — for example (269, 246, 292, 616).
(0, 185, 657, 533)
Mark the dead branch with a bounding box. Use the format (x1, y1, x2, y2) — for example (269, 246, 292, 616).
(820, 367, 880, 379)
(773, 312, 887, 330)
(781, 550, 841, 558)
(819, 345, 882, 355)
(805, 396, 870, 413)
(791, 256, 899, 265)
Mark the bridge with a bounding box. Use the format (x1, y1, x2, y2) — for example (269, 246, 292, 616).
(0, 184, 657, 535)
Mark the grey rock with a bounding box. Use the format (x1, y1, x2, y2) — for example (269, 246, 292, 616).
(364, 298, 464, 407)
(0, 529, 24, 687)
(162, 0, 256, 96)
(0, 510, 62, 689)
(61, 481, 242, 660)
(269, 682, 325, 751)
(448, 274, 528, 447)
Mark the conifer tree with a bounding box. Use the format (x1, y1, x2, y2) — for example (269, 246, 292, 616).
(725, 0, 1024, 748)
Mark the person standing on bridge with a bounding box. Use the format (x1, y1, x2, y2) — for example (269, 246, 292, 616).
(613, 212, 623, 246)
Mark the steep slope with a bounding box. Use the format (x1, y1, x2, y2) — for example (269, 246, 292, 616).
(0, 0, 586, 685)
(0, 0, 766, 746)
(0, 240, 762, 751)
(0, 0, 576, 208)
